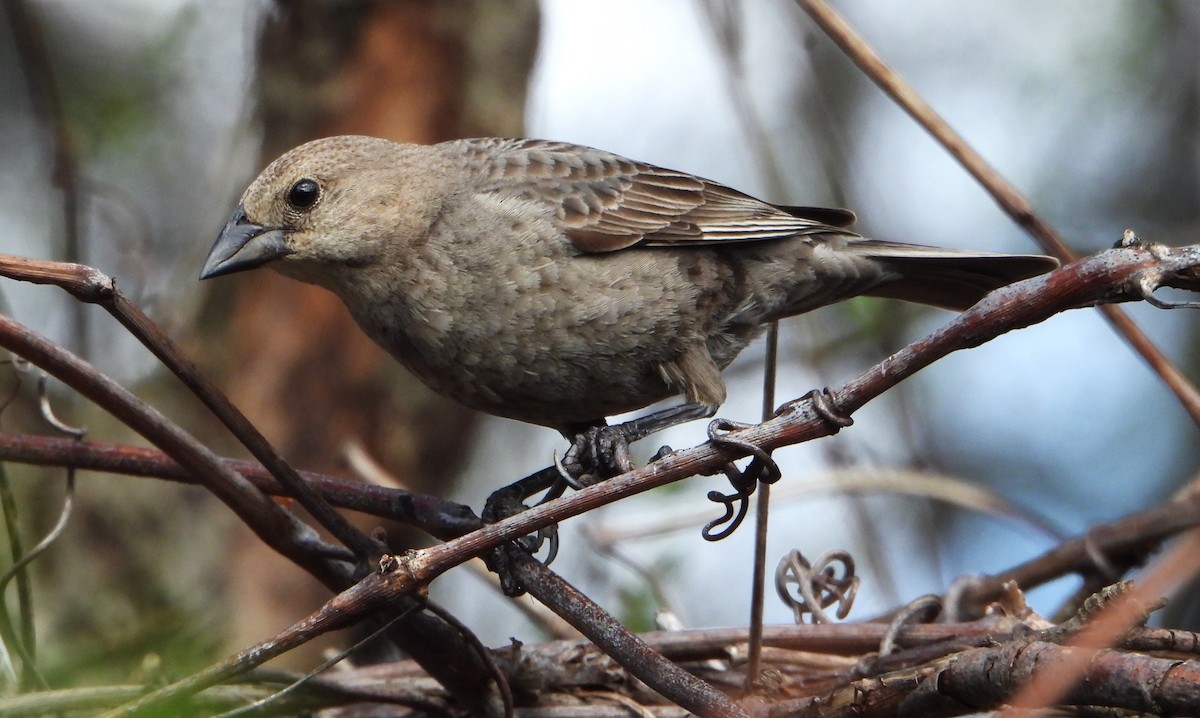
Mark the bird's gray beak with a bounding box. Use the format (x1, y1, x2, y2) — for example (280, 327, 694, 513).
(199, 204, 293, 279)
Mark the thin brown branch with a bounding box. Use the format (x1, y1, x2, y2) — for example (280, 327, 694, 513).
(690, 6, 791, 686)
(0, 254, 380, 559)
(1000, 530, 1200, 715)
(0, 432, 483, 540)
(796, 0, 1200, 428)
(950, 492, 1200, 617)
(773, 638, 1200, 718)
(747, 323, 780, 693)
(510, 552, 745, 718)
(0, 312, 355, 581)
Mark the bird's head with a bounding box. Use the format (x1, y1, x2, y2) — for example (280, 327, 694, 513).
(200, 135, 447, 289)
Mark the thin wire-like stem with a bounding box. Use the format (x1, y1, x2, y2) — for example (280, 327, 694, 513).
(744, 322, 778, 693)
(697, 3, 792, 692)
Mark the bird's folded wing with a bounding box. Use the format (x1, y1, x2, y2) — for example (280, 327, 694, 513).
(459, 137, 857, 253)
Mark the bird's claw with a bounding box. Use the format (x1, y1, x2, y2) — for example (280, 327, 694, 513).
(481, 521, 559, 597)
(562, 423, 636, 486)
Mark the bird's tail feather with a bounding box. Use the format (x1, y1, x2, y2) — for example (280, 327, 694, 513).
(855, 240, 1059, 311)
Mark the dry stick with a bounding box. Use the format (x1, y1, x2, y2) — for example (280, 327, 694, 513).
(951, 492, 1200, 617)
(796, 0, 1200, 428)
(1000, 530, 1200, 714)
(0, 255, 380, 560)
(0, 433, 483, 538)
(699, 5, 789, 691)
(510, 553, 745, 718)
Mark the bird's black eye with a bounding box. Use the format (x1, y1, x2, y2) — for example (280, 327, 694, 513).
(286, 178, 320, 211)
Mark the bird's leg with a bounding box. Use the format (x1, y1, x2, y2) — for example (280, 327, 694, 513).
(560, 403, 716, 485)
(482, 404, 713, 595)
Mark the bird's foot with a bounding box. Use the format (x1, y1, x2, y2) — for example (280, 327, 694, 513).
(559, 403, 715, 486)
(559, 424, 635, 487)
(482, 466, 561, 596)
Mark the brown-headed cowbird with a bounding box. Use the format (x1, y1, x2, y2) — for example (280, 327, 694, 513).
(202, 136, 1057, 437)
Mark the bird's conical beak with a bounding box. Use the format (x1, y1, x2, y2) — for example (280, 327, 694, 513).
(200, 204, 293, 279)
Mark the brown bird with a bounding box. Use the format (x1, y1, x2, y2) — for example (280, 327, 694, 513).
(202, 135, 1056, 443)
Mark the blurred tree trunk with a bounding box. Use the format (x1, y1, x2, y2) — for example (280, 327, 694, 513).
(206, 0, 540, 660)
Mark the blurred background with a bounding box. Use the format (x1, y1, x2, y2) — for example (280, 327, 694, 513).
(1, 0, 1198, 687)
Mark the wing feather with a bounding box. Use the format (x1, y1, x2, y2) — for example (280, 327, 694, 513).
(457, 138, 857, 253)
